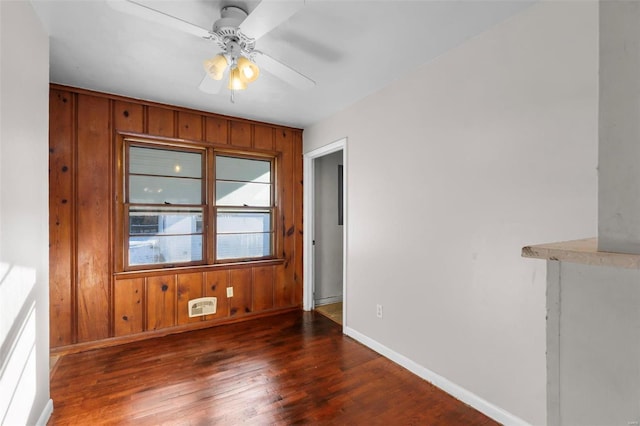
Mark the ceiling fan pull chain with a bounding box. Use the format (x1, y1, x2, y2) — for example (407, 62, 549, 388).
(230, 88, 235, 104)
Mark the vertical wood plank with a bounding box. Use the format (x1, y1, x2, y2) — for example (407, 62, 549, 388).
(76, 94, 111, 342)
(178, 111, 203, 141)
(229, 269, 252, 317)
(205, 116, 229, 145)
(252, 266, 274, 312)
(147, 275, 176, 330)
(49, 89, 74, 347)
(274, 128, 295, 307)
(204, 270, 229, 320)
(113, 132, 125, 273)
(147, 106, 175, 138)
(254, 125, 274, 151)
(177, 272, 203, 325)
(229, 120, 252, 148)
(113, 278, 144, 336)
(113, 101, 143, 273)
(49, 86, 307, 348)
(292, 130, 304, 306)
(113, 101, 144, 133)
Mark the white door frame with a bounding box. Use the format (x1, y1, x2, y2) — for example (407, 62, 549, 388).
(303, 137, 347, 326)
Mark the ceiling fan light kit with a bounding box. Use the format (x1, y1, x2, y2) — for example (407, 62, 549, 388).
(228, 67, 247, 91)
(109, 0, 315, 101)
(203, 38, 261, 95)
(203, 54, 228, 81)
(236, 57, 259, 84)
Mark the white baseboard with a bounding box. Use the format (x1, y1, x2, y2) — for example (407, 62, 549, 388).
(314, 295, 343, 306)
(343, 326, 530, 426)
(36, 399, 53, 426)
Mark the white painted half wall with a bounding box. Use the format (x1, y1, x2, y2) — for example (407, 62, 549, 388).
(0, 2, 51, 425)
(303, 1, 598, 424)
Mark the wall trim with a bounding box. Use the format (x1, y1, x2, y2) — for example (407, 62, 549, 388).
(36, 399, 53, 426)
(314, 295, 343, 306)
(343, 326, 531, 426)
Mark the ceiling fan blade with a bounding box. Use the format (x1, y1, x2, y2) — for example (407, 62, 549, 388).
(107, 0, 211, 39)
(198, 74, 225, 94)
(253, 51, 315, 90)
(239, 0, 305, 41)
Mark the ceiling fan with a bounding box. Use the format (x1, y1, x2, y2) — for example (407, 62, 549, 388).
(107, 0, 316, 100)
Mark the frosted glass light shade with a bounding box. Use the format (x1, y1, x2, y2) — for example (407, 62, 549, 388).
(203, 54, 228, 80)
(228, 67, 247, 90)
(236, 56, 260, 84)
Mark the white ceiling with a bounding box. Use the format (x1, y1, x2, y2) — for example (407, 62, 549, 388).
(31, 0, 534, 128)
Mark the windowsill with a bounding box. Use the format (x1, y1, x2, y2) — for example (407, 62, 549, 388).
(114, 258, 285, 278)
(522, 237, 640, 269)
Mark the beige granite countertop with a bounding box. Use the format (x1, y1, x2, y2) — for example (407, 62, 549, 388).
(522, 238, 640, 269)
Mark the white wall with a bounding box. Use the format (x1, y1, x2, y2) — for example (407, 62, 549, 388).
(0, 1, 51, 425)
(598, 0, 640, 254)
(598, 1, 640, 254)
(547, 261, 640, 426)
(303, 1, 598, 424)
(314, 150, 343, 304)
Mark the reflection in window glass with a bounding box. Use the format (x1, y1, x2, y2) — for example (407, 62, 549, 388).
(217, 233, 271, 260)
(217, 210, 270, 234)
(129, 235, 203, 266)
(130, 146, 201, 178)
(215, 181, 271, 206)
(127, 201, 204, 267)
(216, 210, 271, 260)
(216, 156, 270, 183)
(129, 207, 203, 235)
(129, 146, 203, 205)
(130, 175, 202, 204)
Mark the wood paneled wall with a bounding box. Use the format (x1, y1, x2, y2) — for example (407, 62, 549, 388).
(49, 85, 303, 351)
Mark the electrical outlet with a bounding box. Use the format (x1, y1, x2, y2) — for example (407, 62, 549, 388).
(376, 304, 383, 318)
(226, 286, 234, 298)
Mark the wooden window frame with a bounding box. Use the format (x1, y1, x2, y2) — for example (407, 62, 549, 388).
(115, 133, 280, 272)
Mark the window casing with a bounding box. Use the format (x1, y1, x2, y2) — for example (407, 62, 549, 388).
(122, 137, 276, 270)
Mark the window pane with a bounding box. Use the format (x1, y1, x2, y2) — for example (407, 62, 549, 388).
(217, 210, 271, 233)
(216, 156, 270, 183)
(130, 213, 159, 235)
(130, 175, 201, 204)
(217, 233, 271, 260)
(129, 234, 203, 266)
(130, 207, 203, 235)
(216, 181, 270, 206)
(130, 146, 201, 178)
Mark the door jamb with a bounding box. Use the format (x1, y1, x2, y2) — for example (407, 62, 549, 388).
(303, 138, 347, 326)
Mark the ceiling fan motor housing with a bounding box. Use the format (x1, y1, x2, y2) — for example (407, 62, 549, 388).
(213, 6, 246, 33)
(210, 6, 255, 56)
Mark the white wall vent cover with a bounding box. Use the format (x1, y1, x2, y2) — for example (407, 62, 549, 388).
(188, 297, 217, 317)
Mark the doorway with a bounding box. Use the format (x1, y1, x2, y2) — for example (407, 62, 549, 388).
(303, 138, 347, 327)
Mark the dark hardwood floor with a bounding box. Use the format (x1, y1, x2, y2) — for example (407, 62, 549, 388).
(48, 311, 498, 425)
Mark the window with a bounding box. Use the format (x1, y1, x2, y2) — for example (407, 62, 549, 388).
(123, 139, 275, 270)
(126, 145, 205, 268)
(215, 155, 274, 261)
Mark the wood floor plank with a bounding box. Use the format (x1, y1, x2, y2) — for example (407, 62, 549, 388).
(48, 311, 498, 425)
